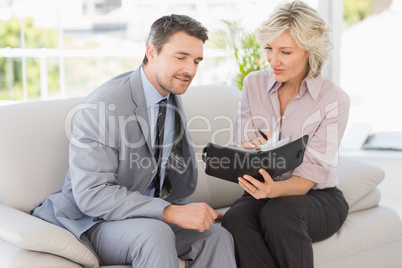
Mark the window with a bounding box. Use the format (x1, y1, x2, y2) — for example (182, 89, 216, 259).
(340, 0, 402, 134)
(1, 0, 337, 104)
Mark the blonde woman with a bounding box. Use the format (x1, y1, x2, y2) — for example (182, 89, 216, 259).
(222, 2, 350, 267)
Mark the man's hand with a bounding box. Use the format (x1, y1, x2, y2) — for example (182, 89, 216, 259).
(162, 203, 218, 232)
(214, 211, 224, 222)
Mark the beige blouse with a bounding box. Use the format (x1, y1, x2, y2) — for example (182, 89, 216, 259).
(233, 69, 350, 189)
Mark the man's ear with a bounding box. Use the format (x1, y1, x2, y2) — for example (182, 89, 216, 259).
(146, 43, 157, 63)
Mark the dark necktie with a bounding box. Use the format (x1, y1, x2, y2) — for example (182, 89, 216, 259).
(154, 99, 167, 198)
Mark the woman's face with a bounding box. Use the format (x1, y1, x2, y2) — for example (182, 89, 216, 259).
(265, 31, 310, 85)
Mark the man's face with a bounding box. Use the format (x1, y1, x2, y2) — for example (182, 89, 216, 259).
(145, 31, 204, 96)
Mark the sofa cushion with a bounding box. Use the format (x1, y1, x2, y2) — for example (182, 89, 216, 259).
(313, 206, 402, 267)
(0, 205, 99, 268)
(190, 162, 244, 209)
(0, 98, 83, 213)
(183, 85, 244, 208)
(181, 84, 241, 151)
(336, 156, 384, 209)
(348, 187, 381, 213)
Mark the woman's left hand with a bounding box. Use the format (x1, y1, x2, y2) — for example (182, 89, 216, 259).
(238, 169, 275, 199)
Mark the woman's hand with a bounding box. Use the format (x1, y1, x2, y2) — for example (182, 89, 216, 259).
(238, 169, 275, 199)
(243, 130, 272, 150)
(239, 170, 315, 199)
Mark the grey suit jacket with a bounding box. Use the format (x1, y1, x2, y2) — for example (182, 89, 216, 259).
(31, 68, 198, 252)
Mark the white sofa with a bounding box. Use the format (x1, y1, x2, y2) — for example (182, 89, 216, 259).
(1, 84, 402, 268)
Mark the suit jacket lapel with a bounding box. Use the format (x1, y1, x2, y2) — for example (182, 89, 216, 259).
(129, 68, 153, 154)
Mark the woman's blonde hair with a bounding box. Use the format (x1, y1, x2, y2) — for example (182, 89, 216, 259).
(256, 1, 332, 78)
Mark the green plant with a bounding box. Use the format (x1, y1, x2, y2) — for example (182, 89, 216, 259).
(212, 20, 268, 90)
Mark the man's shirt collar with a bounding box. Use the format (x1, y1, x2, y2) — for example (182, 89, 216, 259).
(140, 66, 170, 108)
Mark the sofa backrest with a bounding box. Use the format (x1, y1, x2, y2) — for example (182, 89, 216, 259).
(181, 85, 244, 207)
(0, 85, 243, 213)
(0, 98, 83, 213)
(0, 84, 385, 214)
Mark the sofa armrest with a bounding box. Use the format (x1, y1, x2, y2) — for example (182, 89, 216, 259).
(0, 204, 98, 268)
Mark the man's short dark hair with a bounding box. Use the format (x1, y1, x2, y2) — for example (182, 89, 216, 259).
(142, 14, 208, 65)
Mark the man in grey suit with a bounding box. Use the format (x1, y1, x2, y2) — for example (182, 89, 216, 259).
(31, 14, 236, 267)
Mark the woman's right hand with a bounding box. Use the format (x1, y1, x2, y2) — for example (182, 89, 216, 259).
(243, 130, 272, 150)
